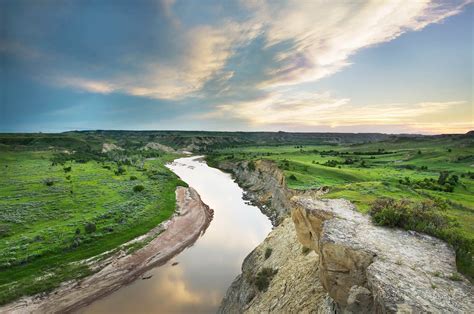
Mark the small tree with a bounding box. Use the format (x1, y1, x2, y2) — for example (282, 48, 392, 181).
(44, 178, 55, 186)
(438, 171, 449, 185)
(85, 222, 96, 234)
(133, 185, 145, 192)
(115, 166, 126, 175)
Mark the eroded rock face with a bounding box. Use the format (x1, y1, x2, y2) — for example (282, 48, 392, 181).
(142, 142, 176, 153)
(218, 218, 330, 313)
(291, 197, 474, 313)
(101, 143, 123, 153)
(221, 160, 292, 225)
(218, 160, 325, 225)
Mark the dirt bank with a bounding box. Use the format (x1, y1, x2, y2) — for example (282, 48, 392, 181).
(0, 186, 213, 314)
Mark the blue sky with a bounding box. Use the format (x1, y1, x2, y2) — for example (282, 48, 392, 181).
(1, 0, 472, 134)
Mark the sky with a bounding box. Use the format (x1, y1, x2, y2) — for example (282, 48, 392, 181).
(1, 0, 473, 134)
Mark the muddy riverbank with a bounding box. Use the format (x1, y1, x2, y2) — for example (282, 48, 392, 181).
(0, 186, 213, 314)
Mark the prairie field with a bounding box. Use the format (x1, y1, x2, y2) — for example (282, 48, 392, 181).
(0, 148, 183, 304)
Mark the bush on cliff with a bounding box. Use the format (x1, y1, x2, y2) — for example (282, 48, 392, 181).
(264, 247, 272, 259)
(369, 197, 473, 280)
(254, 267, 278, 292)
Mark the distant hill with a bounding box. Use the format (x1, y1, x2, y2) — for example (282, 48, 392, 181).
(0, 130, 471, 152)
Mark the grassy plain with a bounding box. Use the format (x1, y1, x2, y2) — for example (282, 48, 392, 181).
(208, 135, 474, 278)
(0, 149, 183, 304)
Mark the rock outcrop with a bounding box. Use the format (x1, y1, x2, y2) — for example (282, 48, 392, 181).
(291, 197, 473, 313)
(218, 159, 472, 313)
(218, 160, 326, 225)
(218, 218, 329, 313)
(101, 143, 123, 153)
(142, 142, 176, 153)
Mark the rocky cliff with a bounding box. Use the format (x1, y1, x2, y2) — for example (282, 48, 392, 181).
(217, 159, 325, 225)
(217, 159, 292, 225)
(218, 160, 473, 313)
(291, 196, 473, 313)
(218, 218, 330, 313)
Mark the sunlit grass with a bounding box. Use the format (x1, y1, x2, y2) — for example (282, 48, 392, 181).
(0, 151, 183, 304)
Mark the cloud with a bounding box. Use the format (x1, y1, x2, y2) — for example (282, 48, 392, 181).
(44, 21, 250, 100)
(57, 77, 115, 94)
(10, 0, 468, 101)
(242, 0, 471, 88)
(203, 90, 471, 133)
(118, 23, 243, 100)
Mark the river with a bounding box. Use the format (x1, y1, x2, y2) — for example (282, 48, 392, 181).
(79, 156, 272, 313)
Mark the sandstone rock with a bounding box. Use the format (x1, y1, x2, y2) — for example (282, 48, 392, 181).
(346, 285, 373, 313)
(218, 160, 325, 225)
(101, 143, 123, 153)
(291, 197, 473, 313)
(142, 142, 176, 153)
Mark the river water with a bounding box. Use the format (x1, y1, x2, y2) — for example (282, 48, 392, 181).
(80, 156, 272, 313)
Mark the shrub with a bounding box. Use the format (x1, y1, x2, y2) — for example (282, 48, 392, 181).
(369, 197, 472, 280)
(264, 247, 272, 260)
(133, 185, 145, 192)
(438, 171, 449, 185)
(323, 160, 338, 167)
(289, 174, 297, 181)
(302, 246, 311, 255)
(0, 224, 11, 238)
(248, 161, 256, 171)
(115, 166, 126, 175)
(44, 178, 55, 186)
(63, 166, 72, 173)
(254, 267, 278, 292)
(84, 222, 96, 234)
(130, 175, 138, 181)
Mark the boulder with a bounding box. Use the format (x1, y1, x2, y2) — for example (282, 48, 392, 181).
(291, 197, 473, 313)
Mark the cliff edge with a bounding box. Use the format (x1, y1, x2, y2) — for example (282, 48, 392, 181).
(218, 218, 330, 313)
(292, 197, 473, 313)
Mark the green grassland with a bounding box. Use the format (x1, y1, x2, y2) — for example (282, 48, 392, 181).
(207, 134, 474, 278)
(0, 149, 184, 304)
(0, 131, 472, 304)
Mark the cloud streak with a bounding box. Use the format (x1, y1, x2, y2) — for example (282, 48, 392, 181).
(245, 0, 471, 87)
(203, 90, 471, 133)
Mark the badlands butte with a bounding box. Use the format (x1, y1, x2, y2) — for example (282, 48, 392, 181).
(0, 131, 473, 312)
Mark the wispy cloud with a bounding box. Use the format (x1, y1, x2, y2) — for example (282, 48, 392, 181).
(243, 0, 472, 87)
(57, 77, 115, 94)
(9, 0, 468, 101)
(202, 90, 471, 133)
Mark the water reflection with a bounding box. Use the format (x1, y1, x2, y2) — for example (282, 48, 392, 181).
(80, 156, 272, 313)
